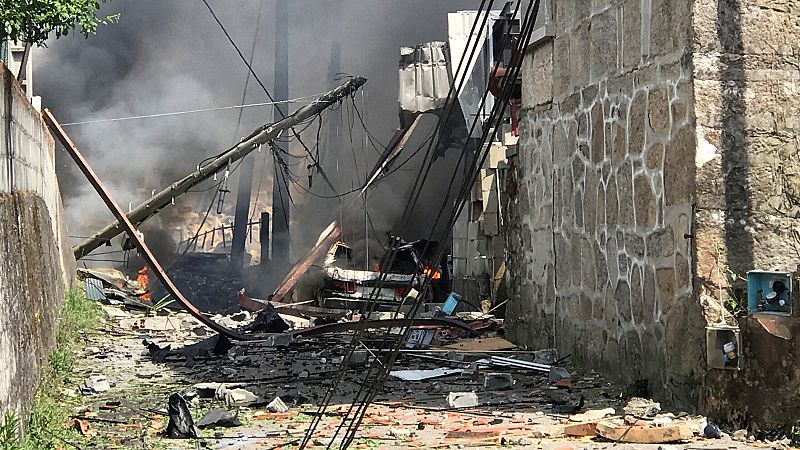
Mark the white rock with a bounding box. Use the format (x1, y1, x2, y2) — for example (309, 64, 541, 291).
(266, 397, 289, 413)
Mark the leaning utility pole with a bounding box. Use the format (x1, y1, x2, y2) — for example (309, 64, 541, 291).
(72, 76, 367, 260)
(271, 0, 291, 263)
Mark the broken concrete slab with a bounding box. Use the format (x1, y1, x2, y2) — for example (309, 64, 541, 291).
(266, 397, 289, 413)
(81, 375, 112, 394)
(447, 392, 479, 408)
(569, 407, 616, 422)
(596, 419, 693, 443)
(563, 421, 600, 437)
(216, 385, 260, 406)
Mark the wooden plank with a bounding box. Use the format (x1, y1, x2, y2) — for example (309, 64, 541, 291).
(439, 336, 517, 351)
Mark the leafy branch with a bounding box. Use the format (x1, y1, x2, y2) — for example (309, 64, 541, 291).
(1, 0, 119, 45)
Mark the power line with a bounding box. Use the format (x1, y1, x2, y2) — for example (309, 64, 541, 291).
(297, 2, 498, 447)
(59, 96, 323, 126)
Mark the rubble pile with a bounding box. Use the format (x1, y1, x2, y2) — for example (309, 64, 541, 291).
(62, 302, 775, 449)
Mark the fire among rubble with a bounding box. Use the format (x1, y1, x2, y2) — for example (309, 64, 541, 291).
(137, 266, 152, 302)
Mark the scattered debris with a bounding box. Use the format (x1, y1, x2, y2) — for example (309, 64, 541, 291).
(166, 393, 198, 439)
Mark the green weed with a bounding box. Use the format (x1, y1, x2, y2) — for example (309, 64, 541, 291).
(0, 412, 21, 450)
(20, 289, 102, 449)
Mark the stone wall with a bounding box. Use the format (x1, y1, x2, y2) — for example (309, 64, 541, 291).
(505, 0, 707, 406)
(0, 62, 75, 416)
(693, 0, 800, 430)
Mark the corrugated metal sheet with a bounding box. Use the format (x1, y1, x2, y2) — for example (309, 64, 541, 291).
(448, 10, 502, 138)
(398, 41, 452, 114)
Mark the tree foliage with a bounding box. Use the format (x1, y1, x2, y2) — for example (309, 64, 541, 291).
(1, 0, 118, 45)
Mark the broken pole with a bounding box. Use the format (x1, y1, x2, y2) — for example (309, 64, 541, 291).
(43, 109, 253, 341)
(271, 0, 291, 264)
(230, 151, 256, 269)
(259, 212, 270, 264)
(70, 75, 367, 260)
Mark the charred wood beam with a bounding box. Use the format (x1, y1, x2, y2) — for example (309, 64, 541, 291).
(71, 76, 367, 260)
(270, 221, 342, 303)
(44, 110, 254, 341)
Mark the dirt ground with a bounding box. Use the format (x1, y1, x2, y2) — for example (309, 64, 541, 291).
(65, 306, 777, 450)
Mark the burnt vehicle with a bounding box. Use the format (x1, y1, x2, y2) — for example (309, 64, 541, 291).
(318, 239, 449, 311)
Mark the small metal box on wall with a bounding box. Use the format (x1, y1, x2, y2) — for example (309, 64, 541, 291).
(706, 325, 742, 370)
(747, 271, 792, 315)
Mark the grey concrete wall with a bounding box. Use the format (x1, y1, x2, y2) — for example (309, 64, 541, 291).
(505, 0, 706, 407)
(0, 62, 75, 415)
(693, 0, 800, 430)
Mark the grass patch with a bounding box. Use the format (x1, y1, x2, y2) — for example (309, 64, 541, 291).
(8, 289, 103, 450)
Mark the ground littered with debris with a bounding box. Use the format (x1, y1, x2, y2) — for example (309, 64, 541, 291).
(68, 306, 778, 449)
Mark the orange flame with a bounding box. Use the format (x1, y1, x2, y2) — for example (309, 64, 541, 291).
(137, 266, 152, 301)
(423, 266, 441, 280)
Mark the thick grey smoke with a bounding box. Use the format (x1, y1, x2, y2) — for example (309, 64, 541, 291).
(35, 0, 478, 269)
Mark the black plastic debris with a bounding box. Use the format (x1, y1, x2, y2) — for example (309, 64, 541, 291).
(178, 334, 234, 358)
(212, 334, 234, 355)
(196, 408, 242, 429)
(242, 303, 290, 333)
(166, 393, 198, 439)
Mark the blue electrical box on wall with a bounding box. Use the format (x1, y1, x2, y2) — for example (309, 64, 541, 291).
(747, 270, 792, 315)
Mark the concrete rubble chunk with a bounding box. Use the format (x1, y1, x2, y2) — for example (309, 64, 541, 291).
(215, 384, 260, 407)
(732, 429, 748, 441)
(569, 407, 616, 422)
(389, 428, 412, 438)
(548, 366, 572, 383)
(266, 397, 289, 413)
(81, 375, 111, 394)
(483, 373, 514, 390)
(447, 392, 479, 408)
(623, 397, 661, 417)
